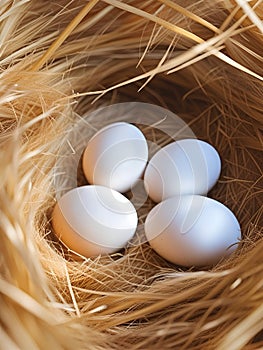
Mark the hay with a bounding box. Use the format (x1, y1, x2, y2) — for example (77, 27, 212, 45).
(0, 0, 262, 349)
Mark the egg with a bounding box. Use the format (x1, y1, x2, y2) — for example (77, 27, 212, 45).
(82, 122, 148, 193)
(52, 185, 137, 258)
(144, 139, 221, 202)
(145, 195, 241, 267)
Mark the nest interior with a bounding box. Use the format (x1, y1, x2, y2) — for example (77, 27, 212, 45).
(0, 1, 262, 349)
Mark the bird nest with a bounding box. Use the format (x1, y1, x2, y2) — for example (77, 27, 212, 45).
(0, 1, 262, 349)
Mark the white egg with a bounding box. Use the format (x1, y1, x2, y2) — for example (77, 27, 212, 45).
(144, 139, 221, 202)
(52, 185, 137, 258)
(145, 195, 241, 267)
(82, 122, 148, 193)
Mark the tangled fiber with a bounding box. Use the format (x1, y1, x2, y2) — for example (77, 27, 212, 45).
(0, 1, 263, 349)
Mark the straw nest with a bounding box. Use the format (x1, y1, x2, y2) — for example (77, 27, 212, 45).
(0, 1, 262, 349)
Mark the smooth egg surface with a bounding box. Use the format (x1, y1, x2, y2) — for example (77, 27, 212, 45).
(52, 185, 138, 258)
(144, 139, 221, 202)
(82, 122, 148, 193)
(145, 195, 241, 267)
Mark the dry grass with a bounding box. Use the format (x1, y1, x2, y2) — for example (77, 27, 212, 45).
(0, 0, 262, 349)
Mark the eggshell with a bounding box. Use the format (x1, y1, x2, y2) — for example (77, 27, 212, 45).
(52, 185, 137, 258)
(145, 195, 241, 267)
(144, 139, 221, 202)
(82, 122, 148, 193)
